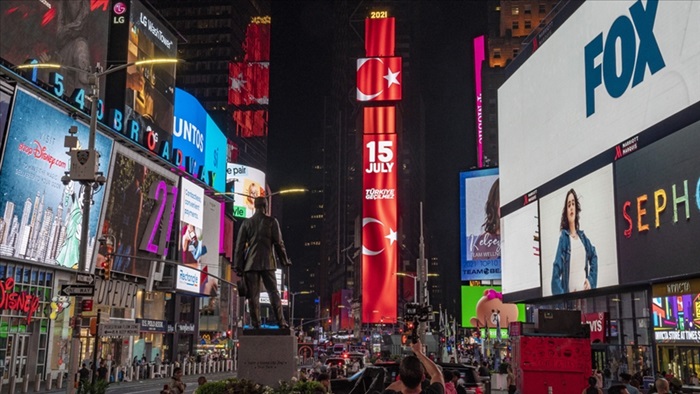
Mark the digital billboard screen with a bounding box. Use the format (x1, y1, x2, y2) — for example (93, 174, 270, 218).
(501, 202, 540, 299)
(225, 163, 265, 218)
(173, 89, 206, 177)
(0, 89, 113, 269)
(100, 145, 178, 277)
(461, 286, 526, 338)
(204, 115, 227, 193)
(539, 165, 618, 297)
(0, 0, 110, 100)
(615, 118, 700, 284)
(177, 178, 220, 295)
(460, 169, 500, 281)
(653, 294, 700, 343)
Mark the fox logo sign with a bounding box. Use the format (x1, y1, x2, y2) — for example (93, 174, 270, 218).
(584, 0, 665, 117)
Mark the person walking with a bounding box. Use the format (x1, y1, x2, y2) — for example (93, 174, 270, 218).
(582, 376, 603, 394)
(506, 365, 516, 394)
(619, 373, 639, 394)
(169, 367, 186, 394)
(234, 197, 291, 329)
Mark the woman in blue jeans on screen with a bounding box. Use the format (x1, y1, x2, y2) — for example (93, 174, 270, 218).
(551, 188, 598, 295)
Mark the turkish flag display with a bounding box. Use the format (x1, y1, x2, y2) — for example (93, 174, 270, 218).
(228, 62, 270, 107)
(233, 110, 268, 137)
(363, 106, 396, 134)
(357, 57, 402, 102)
(362, 133, 398, 323)
(243, 22, 271, 62)
(365, 17, 395, 57)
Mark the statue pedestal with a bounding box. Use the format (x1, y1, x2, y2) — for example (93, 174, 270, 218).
(238, 331, 296, 387)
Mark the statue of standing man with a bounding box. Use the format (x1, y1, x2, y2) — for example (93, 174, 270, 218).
(234, 197, 290, 329)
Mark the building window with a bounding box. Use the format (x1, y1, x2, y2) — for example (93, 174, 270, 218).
(524, 4, 532, 14)
(511, 6, 519, 16)
(539, 4, 546, 14)
(512, 20, 519, 30)
(525, 20, 532, 29)
(493, 48, 501, 59)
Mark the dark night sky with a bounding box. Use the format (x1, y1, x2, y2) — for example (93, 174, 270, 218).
(267, 1, 488, 314)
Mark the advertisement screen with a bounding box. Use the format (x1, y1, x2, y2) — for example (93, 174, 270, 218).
(0, 86, 11, 165)
(173, 89, 206, 177)
(460, 169, 500, 281)
(260, 268, 288, 306)
(125, 0, 177, 139)
(361, 133, 398, 323)
(540, 165, 618, 297)
(501, 202, 540, 298)
(100, 145, 178, 277)
(461, 286, 526, 338)
(615, 118, 700, 284)
(499, 1, 700, 205)
(0, 89, 113, 269)
(177, 180, 220, 296)
(225, 163, 265, 218)
(653, 294, 700, 343)
(204, 115, 227, 193)
(473, 35, 485, 168)
(0, 0, 110, 100)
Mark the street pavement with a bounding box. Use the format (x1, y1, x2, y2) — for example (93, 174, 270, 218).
(17, 370, 237, 394)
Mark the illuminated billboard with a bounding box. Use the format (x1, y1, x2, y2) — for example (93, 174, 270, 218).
(177, 178, 220, 296)
(461, 286, 526, 338)
(473, 36, 485, 168)
(653, 279, 700, 343)
(204, 115, 228, 193)
(0, 89, 113, 269)
(361, 133, 398, 323)
(225, 163, 265, 218)
(615, 118, 700, 285)
(0, 0, 110, 101)
(356, 57, 402, 102)
(100, 145, 178, 277)
(174, 89, 206, 177)
(499, 1, 700, 204)
(105, 0, 177, 159)
(501, 202, 540, 299)
(460, 169, 500, 281)
(540, 165, 618, 297)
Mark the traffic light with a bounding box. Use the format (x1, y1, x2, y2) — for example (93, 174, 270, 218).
(101, 243, 113, 280)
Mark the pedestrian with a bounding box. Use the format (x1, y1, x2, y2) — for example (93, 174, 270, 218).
(170, 367, 186, 394)
(619, 373, 639, 394)
(654, 378, 670, 394)
(198, 376, 207, 386)
(79, 363, 90, 386)
(160, 384, 172, 394)
(582, 376, 603, 394)
(443, 370, 457, 394)
(97, 361, 108, 381)
(382, 339, 444, 394)
(452, 371, 468, 394)
(608, 385, 630, 394)
(478, 361, 490, 378)
(317, 372, 331, 393)
(506, 365, 516, 394)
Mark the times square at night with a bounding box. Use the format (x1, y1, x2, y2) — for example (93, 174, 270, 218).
(0, 1, 699, 393)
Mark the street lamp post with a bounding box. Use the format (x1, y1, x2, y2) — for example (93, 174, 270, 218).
(18, 58, 178, 394)
(396, 272, 439, 304)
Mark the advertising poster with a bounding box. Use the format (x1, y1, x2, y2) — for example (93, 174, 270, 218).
(540, 165, 618, 297)
(501, 202, 541, 299)
(100, 145, 178, 278)
(173, 89, 206, 177)
(225, 163, 266, 218)
(0, 87, 12, 155)
(204, 115, 227, 193)
(361, 133, 398, 323)
(125, 0, 176, 139)
(652, 294, 700, 343)
(0, 89, 113, 269)
(615, 119, 700, 284)
(461, 286, 525, 338)
(0, 0, 110, 100)
(177, 180, 220, 296)
(460, 169, 500, 281)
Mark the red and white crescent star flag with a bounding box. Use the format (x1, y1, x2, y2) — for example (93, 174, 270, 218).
(357, 57, 402, 102)
(362, 133, 398, 323)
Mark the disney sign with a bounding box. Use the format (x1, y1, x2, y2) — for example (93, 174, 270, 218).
(0, 277, 42, 323)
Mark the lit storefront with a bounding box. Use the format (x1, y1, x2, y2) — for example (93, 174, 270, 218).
(0, 262, 55, 385)
(135, 291, 168, 362)
(653, 278, 700, 382)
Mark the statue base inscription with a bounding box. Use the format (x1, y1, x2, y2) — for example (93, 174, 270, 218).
(238, 333, 296, 387)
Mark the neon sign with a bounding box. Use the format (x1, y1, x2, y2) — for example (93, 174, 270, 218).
(0, 277, 41, 323)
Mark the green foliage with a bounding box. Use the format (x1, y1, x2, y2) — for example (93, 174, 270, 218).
(77, 379, 110, 394)
(194, 378, 326, 394)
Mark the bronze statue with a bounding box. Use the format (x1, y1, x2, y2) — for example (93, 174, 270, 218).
(234, 197, 290, 329)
